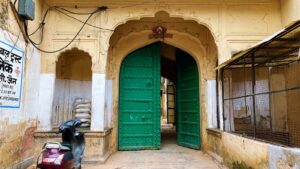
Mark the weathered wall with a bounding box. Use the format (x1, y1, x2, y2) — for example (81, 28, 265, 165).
(56, 49, 92, 81)
(280, 0, 300, 27)
(0, 0, 43, 168)
(41, 0, 283, 70)
(207, 131, 300, 169)
(36, 0, 283, 132)
(2, 0, 297, 168)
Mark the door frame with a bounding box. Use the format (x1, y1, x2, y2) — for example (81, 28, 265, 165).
(117, 42, 202, 150)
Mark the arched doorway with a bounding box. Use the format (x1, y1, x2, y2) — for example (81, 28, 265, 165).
(107, 11, 218, 152)
(118, 42, 200, 150)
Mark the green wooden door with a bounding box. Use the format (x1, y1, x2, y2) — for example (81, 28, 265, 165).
(119, 43, 161, 150)
(176, 51, 200, 149)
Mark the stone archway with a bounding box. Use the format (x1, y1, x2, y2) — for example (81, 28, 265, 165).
(106, 12, 218, 152)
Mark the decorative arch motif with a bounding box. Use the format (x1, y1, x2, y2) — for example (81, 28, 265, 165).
(101, 11, 220, 73)
(108, 10, 219, 44)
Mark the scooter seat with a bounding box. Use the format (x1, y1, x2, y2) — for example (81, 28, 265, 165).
(44, 142, 71, 151)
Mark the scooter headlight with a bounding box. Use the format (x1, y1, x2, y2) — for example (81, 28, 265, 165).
(54, 154, 64, 165)
(37, 154, 43, 165)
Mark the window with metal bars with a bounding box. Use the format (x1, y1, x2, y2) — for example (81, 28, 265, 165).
(219, 20, 300, 148)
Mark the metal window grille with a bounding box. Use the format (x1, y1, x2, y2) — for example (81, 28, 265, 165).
(219, 21, 300, 148)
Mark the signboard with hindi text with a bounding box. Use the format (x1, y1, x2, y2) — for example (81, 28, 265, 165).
(0, 40, 24, 108)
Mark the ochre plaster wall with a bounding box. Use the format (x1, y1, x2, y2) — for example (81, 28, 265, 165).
(2, 0, 298, 168)
(56, 49, 92, 81)
(40, 0, 282, 74)
(0, 0, 43, 168)
(207, 131, 300, 169)
(37, 0, 284, 160)
(280, 0, 300, 27)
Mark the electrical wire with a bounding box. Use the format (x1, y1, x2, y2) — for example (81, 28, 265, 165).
(29, 6, 112, 37)
(54, 8, 114, 31)
(25, 8, 102, 53)
(29, 23, 43, 36)
(24, 1, 155, 53)
(28, 7, 53, 36)
(54, 6, 95, 15)
(7, 31, 20, 53)
(30, 25, 44, 45)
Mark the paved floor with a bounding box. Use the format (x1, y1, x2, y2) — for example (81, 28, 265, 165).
(83, 127, 224, 169)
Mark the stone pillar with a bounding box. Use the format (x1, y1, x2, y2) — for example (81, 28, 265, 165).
(207, 80, 217, 128)
(37, 73, 55, 131)
(91, 73, 106, 131)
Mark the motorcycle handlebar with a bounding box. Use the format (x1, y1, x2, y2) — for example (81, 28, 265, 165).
(58, 119, 85, 133)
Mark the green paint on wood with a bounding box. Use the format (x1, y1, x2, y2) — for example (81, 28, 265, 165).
(118, 43, 161, 150)
(176, 50, 201, 149)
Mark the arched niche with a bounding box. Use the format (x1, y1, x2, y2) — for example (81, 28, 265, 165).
(52, 48, 93, 128)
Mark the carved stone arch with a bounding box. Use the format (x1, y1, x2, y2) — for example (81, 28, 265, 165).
(111, 30, 206, 73)
(110, 10, 218, 40)
(106, 27, 217, 151)
(106, 11, 219, 56)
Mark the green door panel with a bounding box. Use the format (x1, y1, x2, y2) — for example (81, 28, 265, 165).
(176, 50, 201, 149)
(119, 43, 161, 150)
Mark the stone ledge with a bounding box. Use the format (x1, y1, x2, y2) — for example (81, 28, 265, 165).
(34, 128, 112, 138)
(33, 128, 112, 164)
(206, 128, 222, 138)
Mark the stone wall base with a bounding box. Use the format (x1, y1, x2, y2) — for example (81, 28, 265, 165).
(34, 128, 112, 164)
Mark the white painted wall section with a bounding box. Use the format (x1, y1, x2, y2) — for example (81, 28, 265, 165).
(38, 73, 55, 131)
(24, 45, 41, 119)
(207, 80, 217, 128)
(52, 79, 92, 127)
(91, 73, 106, 131)
(104, 80, 113, 128)
(218, 80, 224, 130)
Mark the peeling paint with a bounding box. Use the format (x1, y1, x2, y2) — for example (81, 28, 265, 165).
(0, 120, 37, 168)
(0, 1, 8, 30)
(269, 145, 300, 169)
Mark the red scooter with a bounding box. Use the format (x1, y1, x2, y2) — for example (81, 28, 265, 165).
(36, 119, 85, 169)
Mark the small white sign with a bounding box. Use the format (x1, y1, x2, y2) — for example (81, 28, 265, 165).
(0, 40, 24, 108)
